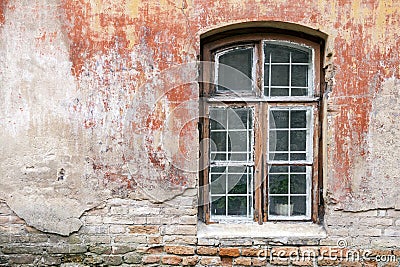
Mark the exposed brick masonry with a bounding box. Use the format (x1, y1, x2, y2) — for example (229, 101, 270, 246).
(0, 200, 400, 266)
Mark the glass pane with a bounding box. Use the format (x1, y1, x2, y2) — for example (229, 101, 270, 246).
(210, 132, 226, 152)
(228, 174, 247, 194)
(218, 48, 253, 91)
(290, 110, 307, 128)
(290, 174, 306, 194)
(212, 153, 226, 161)
(211, 174, 226, 194)
(230, 153, 247, 161)
(291, 49, 309, 63)
(291, 88, 308, 96)
(270, 110, 289, 128)
(211, 166, 227, 173)
(269, 196, 289, 216)
(290, 153, 306, 161)
(228, 196, 247, 216)
(269, 152, 288, 161)
(270, 130, 288, 151)
(290, 166, 306, 172)
(269, 165, 288, 173)
(290, 130, 306, 151)
(265, 44, 290, 63)
(264, 65, 269, 86)
(291, 65, 308, 87)
(211, 196, 226, 215)
(229, 166, 247, 174)
(228, 108, 249, 129)
(210, 109, 227, 130)
(271, 87, 289, 97)
(229, 166, 248, 174)
(271, 65, 289, 86)
(269, 174, 289, 194)
(291, 196, 307, 216)
(229, 131, 248, 152)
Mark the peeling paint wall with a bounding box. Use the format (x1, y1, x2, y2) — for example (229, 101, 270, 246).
(0, 0, 400, 265)
(345, 78, 400, 210)
(1, 0, 200, 235)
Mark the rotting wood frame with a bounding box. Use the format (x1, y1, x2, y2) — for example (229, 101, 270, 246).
(199, 31, 324, 224)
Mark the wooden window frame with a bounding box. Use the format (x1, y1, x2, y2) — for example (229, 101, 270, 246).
(199, 32, 324, 224)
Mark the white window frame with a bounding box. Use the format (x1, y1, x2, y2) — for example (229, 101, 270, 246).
(200, 32, 322, 224)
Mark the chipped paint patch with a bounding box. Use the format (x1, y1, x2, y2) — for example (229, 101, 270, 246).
(342, 78, 400, 211)
(0, 0, 7, 26)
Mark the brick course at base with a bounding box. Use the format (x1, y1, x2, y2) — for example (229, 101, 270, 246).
(0, 200, 400, 267)
(0, 201, 400, 266)
(3, 247, 394, 267)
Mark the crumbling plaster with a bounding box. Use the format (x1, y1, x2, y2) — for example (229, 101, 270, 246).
(0, 0, 399, 235)
(343, 78, 400, 211)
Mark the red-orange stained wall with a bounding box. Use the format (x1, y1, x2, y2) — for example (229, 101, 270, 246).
(3, 0, 399, 204)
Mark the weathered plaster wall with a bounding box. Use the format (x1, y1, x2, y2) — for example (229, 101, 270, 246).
(344, 78, 400, 211)
(0, 0, 400, 265)
(0, 0, 105, 235)
(0, 0, 200, 235)
(323, 1, 400, 211)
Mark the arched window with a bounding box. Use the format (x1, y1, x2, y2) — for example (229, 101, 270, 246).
(199, 26, 324, 224)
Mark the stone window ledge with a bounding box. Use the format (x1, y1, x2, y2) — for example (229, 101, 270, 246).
(197, 221, 326, 240)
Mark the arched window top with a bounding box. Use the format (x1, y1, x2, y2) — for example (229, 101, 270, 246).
(201, 30, 322, 99)
(200, 21, 327, 45)
(199, 24, 324, 223)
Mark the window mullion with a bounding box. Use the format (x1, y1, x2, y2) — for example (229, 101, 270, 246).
(247, 108, 249, 163)
(226, 111, 229, 162)
(253, 104, 263, 224)
(288, 166, 291, 217)
(268, 53, 272, 97)
(289, 52, 292, 96)
(262, 102, 268, 222)
(288, 107, 291, 162)
(225, 166, 228, 216)
(202, 104, 211, 223)
(247, 168, 249, 217)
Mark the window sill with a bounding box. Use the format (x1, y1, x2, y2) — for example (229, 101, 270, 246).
(197, 221, 326, 240)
